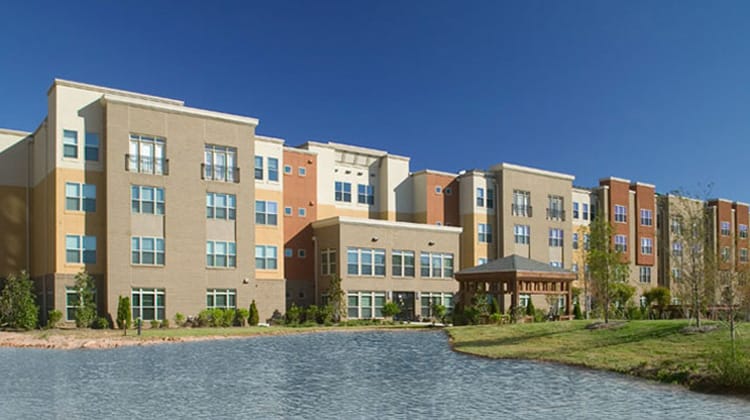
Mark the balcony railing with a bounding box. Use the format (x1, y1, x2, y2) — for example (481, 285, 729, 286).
(511, 204, 533, 217)
(201, 164, 240, 183)
(126, 154, 169, 175)
(546, 208, 565, 221)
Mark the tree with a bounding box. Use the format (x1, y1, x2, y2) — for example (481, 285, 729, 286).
(73, 271, 97, 328)
(431, 302, 447, 324)
(587, 207, 630, 323)
(248, 300, 259, 326)
(326, 275, 346, 321)
(381, 301, 401, 321)
(643, 287, 671, 319)
(0, 271, 39, 330)
(117, 296, 132, 335)
(525, 297, 535, 317)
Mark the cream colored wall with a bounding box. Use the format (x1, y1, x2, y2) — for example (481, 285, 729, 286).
(54, 85, 105, 173)
(382, 155, 412, 220)
(254, 138, 284, 192)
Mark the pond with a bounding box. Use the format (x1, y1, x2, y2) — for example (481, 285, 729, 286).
(0, 331, 747, 419)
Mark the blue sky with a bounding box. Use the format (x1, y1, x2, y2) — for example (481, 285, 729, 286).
(2, 1, 750, 200)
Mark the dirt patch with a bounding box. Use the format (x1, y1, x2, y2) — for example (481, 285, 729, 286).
(585, 321, 626, 330)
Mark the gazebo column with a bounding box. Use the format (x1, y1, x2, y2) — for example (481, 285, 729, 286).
(510, 277, 519, 312)
(566, 282, 572, 316)
(498, 281, 506, 314)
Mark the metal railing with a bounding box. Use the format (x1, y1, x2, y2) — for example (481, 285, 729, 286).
(511, 204, 533, 217)
(201, 164, 240, 183)
(126, 155, 169, 175)
(546, 208, 566, 221)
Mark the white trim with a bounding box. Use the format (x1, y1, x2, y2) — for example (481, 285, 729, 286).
(492, 163, 575, 181)
(102, 94, 259, 127)
(599, 176, 631, 184)
(633, 181, 656, 189)
(311, 216, 463, 233)
(255, 135, 285, 144)
(0, 128, 30, 137)
(53, 79, 184, 105)
(411, 169, 459, 178)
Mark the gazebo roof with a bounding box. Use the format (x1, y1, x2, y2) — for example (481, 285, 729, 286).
(455, 254, 573, 276)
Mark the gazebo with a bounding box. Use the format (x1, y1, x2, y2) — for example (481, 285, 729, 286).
(454, 254, 577, 317)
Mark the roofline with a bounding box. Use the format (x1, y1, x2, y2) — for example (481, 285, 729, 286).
(102, 94, 259, 127)
(0, 128, 31, 137)
(411, 169, 459, 178)
(458, 169, 493, 178)
(708, 198, 733, 205)
(492, 162, 575, 181)
(311, 216, 463, 234)
(734, 201, 750, 207)
(632, 181, 656, 189)
(51, 79, 184, 106)
(283, 146, 318, 156)
(599, 176, 631, 184)
(255, 135, 285, 144)
(302, 140, 410, 162)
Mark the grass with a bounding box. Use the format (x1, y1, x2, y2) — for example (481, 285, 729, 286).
(447, 320, 750, 393)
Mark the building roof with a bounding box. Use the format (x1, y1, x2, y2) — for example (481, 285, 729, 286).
(455, 254, 571, 275)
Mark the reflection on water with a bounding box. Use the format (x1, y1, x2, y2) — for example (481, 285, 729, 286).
(0, 331, 748, 419)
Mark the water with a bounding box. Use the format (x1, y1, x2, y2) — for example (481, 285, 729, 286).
(0, 331, 748, 419)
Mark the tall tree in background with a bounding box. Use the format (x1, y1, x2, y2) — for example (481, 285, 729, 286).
(327, 276, 346, 321)
(586, 208, 630, 323)
(0, 271, 39, 330)
(73, 270, 97, 328)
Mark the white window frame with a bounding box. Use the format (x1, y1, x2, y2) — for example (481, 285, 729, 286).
(614, 234, 627, 252)
(66, 235, 96, 264)
(548, 228, 564, 247)
(420, 252, 454, 278)
(347, 291, 386, 319)
(131, 185, 164, 215)
(614, 205, 627, 223)
(640, 209, 653, 226)
(85, 132, 99, 162)
(128, 134, 166, 175)
(255, 245, 278, 270)
(131, 288, 165, 321)
(347, 247, 386, 276)
(255, 200, 278, 225)
(357, 184, 375, 205)
(392, 250, 415, 277)
(66, 182, 96, 212)
(335, 181, 352, 202)
(207, 193, 237, 220)
(131, 236, 165, 266)
(206, 241, 237, 268)
(721, 221, 731, 236)
(206, 289, 236, 309)
(478, 223, 492, 243)
(321, 248, 337, 275)
(63, 129, 78, 159)
(640, 237, 653, 255)
(476, 187, 485, 207)
(639, 266, 651, 283)
(514, 224, 530, 245)
(204, 145, 238, 182)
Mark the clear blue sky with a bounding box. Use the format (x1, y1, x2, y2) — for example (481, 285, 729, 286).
(2, 1, 750, 201)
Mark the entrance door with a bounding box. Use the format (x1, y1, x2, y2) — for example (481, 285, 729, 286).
(393, 291, 415, 321)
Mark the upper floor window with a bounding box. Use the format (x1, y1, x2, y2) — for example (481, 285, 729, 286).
(478, 258, 488, 265)
(741, 224, 749, 239)
(66, 182, 96, 212)
(358, 184, 375, 205)
(476, 187, 485, 207)
(514, 224, 530, 245)
(131, 236, 165, 266)
(204, 145, 238, 182)
(582, 203, 590, 220)
(255, 200, 278, 225)
(741, 248, 749, 263)
(85, 133, 99, 161)
(590, 204, 597, 221)
(721, 221, 731, 236)
(614, 234, 627, 252)
(614, 205, 627, 223)
(392, 250, 415, 277)
(206, 241, 237, 268)
(347, 247, 386, 276)
(549, 228, 564, 247)
(255, 245, 278, 270)
(268, 157, 279, 181)
(573, 202, 579, 219)
(671, 216, 682, 234)
(640, 267, 651, 283)
(641, 238, 653, 255)
(435, 186, 442, 194)
(572, 232, 579, 250)
(583, 234, 590, 250)
(66, 235, 96, 264)
(420, 252, 454, 278)
(672, 241, 683, 257)
(206, 193, 236, 220)
(254, 156, 263, 180)
(299, 167, 307, 176)
(207, 289, 236, 309)
(335, 181, 352, 202)
(321, 248, 337, 275)
(478, 223, 492, 243)
(284, 165, 292, 175)
(63, 130, 78, 158)
(512, 190, 531, 217)
(721, 246, 731, 262)
(640, 209, 653, 226)
(131, 185, 164, 215)
(547, 195, 565, 220)
(487, 188, 495, 209)
(128, 134, 167, 175)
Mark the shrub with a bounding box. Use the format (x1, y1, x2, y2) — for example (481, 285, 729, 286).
(116, 296, 131, 333)
(710, 344, 750, 388)
(286, 303, 301, 325)
(533, 308, 545, 323)
(0, 271, 39, 330)
(573, 301, 583, 320)
(431, 303, 447, 323)
(304, 305, 320, 324)
(174, 312, 185, 327)
(235, 308, 249, 326)
(150, 320, 161, 329)
(489, 296, 500, 315)
(381, 301, 401, 319)
(526, 299, 536, 317)
(489, 313, 504, 324)
(47, 309, 63, 329)
(196, 309, 211, 327)
(317, 304, 333, 325)
(221, 309, 235, 327)
(73, 271, 97, 328)
(92, 317, 110, 329)
(248, 300, 260, 326)
(161, 318, 170, 328)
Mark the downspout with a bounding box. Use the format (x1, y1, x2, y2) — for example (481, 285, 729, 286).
(312, 235, 318, 305)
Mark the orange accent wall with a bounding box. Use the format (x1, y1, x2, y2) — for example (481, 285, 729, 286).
(735, 203, 748, 271)
(283, 150, 317, 282)
(425, 173, 459, 227)
(600, 179, 630, 263)
(634, 184, 655, 266)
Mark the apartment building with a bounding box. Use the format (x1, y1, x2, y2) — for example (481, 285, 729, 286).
(571, 187, 596, 305)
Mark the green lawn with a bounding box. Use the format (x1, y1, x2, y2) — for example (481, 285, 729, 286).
(447, 320, 750, 392)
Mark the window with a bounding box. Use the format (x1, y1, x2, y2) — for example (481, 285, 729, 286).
(131, 185, 164, 215)
(721, 221, 731, 236)
(572, 233, 579, 250)
(572, 263, 579, 273)
(444, 187, 452, 195)
(254, 156, 263, 180)
(721, 246, 731, 262)
(672, 241, 683, 257)
(740, 224, 748, 239)
(298, 167, 306, 176)
(582, 203, 589, 220)
(512, 190, 531, 217)
(590, 204, 597, 220)
(65, 288, 81, 321)
(284, 165, 292, 174)
(614, 205, 627, 223)
(435, 186, 442, 194)
(357, 184, 375, 205)
(207, 289, 236, 309)
(640, 209, 653, 226)
(298, 207, 306, 217)
(671, 216, 682, 234)
(335, 181, 352, 202)
(672, 268, 681, 281)
(640, 238, 653, 255)
(550, 261, 563, 268)
(420, 252, 454, 278)
(573, 202, 579, 219)
(207, 193, 237, 220)
(63, 130, 78, 158)
(421, 292, 454, 317)
(206, 241, 237, 268)
(614, 235, 627, 252)
(131, 288, 165, 321)
(639, 267, 651, 283)
(392, 250, 415, 277)
(85, 133, 99, 161)
(583, 234, 590, 250)
(128, 134, 166, 175)
(66, 235, 96, 264)
(285, 248, 293, 258)
(549, 229, 563, 247)
(131, 237, 165, 265)
(347, 291, 386, 319)
(514, 224, 530, 245)
(741, 248, 749, 263)
(478, 258, 488, 265)
(547, 195, 564, 220)
(204, 145, 238, 182)
(478, 223, 492, 243)
(347, 247, 386, 276)
(321, 249, 337, 275)
(255, 200, 278, 225)
(66, 182, 96, 212)
(268, 157, 279, 181)
(284, 206, 292, 216)
(298, 249, 306, 258)
(476, 188, 485, 207)
(487, 188, 495, 209)
(255, 245, 278, 270)
(520, 294, 530, 308)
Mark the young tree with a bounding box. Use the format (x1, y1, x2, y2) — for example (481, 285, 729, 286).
(587, 208, 630, 323)
(73, 271, 97, 328)
(0, 271, 39, 330)
(381, 301, 401, 321)
(431, 302, 447, 324)
(248, 300, 260, 326)
(117, 296, 132, 335)
(327, 275, 346, 321)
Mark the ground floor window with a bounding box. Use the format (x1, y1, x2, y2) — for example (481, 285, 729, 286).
(207, 289, 236, 309)
(420, 292, 454, 317)
(347, 291, 386, 319)
(520, 294, 530, 308)
(65, 288, 79, 321)
(132, 288, 165, 320)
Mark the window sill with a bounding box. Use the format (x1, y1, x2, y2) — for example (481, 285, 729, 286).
(206, 266, 237, 270)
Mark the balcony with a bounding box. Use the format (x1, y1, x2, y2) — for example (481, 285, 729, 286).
(511, 204, 533, 217)
(201, 164, 240, 183)
(126, 154, 169, 175)
(546, 208, 565, 221)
